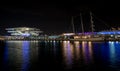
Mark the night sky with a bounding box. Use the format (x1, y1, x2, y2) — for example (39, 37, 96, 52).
(0, 1, 120, 35)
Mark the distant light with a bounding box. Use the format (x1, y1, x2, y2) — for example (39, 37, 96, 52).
(98, 31, 120, 35)
(22, 33, 30, 37)
(116, 41, 119, 43)
(62, 33, 75, 36)
(110, 35, 113, 37)
(25, 28, 29, 30)
(109, 41, 114, 43)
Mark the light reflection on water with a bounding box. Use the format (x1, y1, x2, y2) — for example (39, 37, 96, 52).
(108, 41, 120, 69)
(82, 41, 93, 65)
(21, 41, 30, 71)
(62, 41, 94, 69)
(1, 41, 120, 71)
(4, 41, 39, 71)
(74, 41, 80, 61)
(62, 41, 73, 68)
(109, 41, 116, 63)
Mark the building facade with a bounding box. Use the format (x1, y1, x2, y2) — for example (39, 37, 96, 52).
(6, 27, 43, 37)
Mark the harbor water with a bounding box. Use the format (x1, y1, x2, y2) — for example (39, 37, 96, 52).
(0, 40, 120, 71)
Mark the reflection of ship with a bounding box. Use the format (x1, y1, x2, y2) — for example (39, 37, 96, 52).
(62, 41, 93, 68)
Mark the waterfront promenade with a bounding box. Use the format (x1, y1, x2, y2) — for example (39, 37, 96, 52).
(1, 37, 120, 42)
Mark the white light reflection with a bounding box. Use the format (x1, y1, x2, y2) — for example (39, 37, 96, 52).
(53, 40, 56, 55)
(82, 41, 88, 64)
(82, 41, 93, 65)
(74, 41, 80, 61)
(6, 41, 25, 71)
(88, 41, 93, 63)
(109, 41, 116, 65)
(62, 40, 74, 69)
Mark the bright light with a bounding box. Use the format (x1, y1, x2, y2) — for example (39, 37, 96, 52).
(62, 33, 75, 36)
(25, 28, 29, 30)
(82, 36, 87, 39)
(22, 33, 30, 37)
(98, 31, 120, 35)
(110, 35, 113, 37)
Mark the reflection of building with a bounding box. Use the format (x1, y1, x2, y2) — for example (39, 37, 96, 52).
(5, 41, 39, 71)
(6, 27, 43, 37)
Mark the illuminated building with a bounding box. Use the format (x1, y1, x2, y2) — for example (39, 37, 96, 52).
(6, 27, 43, 37)
(97, 30, 120, 39)
(97, 31, 120, 35)
(61, 33, 75, 39)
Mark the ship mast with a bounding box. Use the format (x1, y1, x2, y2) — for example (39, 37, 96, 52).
(90, 11, 94, 35)
(80, 13, 84, 35)
(71, 16, 75, 33)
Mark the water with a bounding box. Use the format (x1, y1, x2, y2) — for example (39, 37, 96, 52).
(0, 40, 120, 71)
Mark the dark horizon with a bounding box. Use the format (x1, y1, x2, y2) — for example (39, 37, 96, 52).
(0, 1, 120, 35)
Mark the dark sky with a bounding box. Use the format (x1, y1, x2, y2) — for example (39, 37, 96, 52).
(0, 1, 120, 35)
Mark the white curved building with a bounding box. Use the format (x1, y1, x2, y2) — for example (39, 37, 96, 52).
(6, 27, 43, 37)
